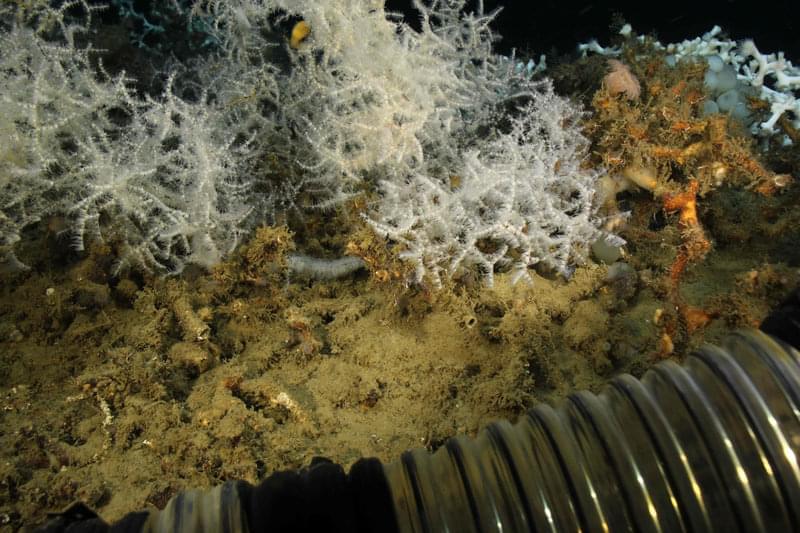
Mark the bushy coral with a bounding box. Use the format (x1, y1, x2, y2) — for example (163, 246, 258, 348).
(248, 0, 606, 286)
(0, 22, 251, 272)
(1, 0, 609, 284)
(367, 83, 604, 287)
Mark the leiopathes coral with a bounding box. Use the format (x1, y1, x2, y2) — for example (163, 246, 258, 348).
(1, 0, 608, 284)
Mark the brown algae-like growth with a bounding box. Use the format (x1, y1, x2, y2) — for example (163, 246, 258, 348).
(2, 31, 800, 533)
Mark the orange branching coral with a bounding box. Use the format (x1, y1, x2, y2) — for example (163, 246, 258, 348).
(663, 180, 710, 286)
(590, 55, 791, 198)
(587, 48, 795, 339)
(663, 180, 700, 227)
(662, 180, 715, 334)
(637, 110, 794, 197)
(663, 179, 714, 334)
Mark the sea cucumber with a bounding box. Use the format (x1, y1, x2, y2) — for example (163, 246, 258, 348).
(287, 254, 366, 280)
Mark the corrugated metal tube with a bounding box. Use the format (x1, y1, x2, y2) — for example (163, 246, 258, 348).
(385, 330, 800, 533)
(36, 329, 800, 532)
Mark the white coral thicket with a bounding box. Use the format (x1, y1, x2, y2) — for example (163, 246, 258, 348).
(1, 0, 610, 282)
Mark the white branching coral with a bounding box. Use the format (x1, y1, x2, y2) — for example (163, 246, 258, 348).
(250, 0, 607, 286)
(367, 82, 605, 287)
(67, 75, 252, 273)
(0, 24, 250, 273)
(1, 0, 611, 282)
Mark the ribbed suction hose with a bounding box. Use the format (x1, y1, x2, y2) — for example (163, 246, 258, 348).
(387, 329, 800, 532)
(37, 329, 800, 533)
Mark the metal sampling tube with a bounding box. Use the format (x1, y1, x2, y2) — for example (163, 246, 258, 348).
(386, 329, 800, 532)
(37, 328, 800, 533)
